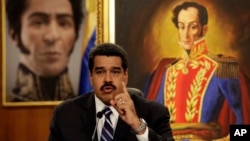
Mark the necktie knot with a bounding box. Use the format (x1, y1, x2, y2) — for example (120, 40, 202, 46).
(102, 107, 112, 118)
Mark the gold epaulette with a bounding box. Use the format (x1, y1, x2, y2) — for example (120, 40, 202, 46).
(209, 54, 239, 78)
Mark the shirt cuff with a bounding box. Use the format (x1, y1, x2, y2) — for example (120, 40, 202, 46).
(136, 127, 149, 141)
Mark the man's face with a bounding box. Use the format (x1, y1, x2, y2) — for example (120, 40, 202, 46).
(177, 7, 204, 50)
(16, 0, 75, 77)
(90, 56, 128, 105)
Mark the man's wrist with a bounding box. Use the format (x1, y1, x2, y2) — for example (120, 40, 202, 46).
(131, 118, 147, 135)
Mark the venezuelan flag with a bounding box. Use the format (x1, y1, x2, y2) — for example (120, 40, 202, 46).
(78, 0, 96, 95)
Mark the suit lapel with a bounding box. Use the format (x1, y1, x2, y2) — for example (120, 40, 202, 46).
(75, 92, 97, 140)
(113, 117, 137, 141)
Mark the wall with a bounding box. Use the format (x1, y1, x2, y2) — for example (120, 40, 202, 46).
(0, 102, 54, 141)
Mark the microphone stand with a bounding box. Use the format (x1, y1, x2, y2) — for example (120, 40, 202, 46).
(92, 112, 103, 141)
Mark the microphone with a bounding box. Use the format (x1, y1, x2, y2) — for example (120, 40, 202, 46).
(92, 111, 103, 141)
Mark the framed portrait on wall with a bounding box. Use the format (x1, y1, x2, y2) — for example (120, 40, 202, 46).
(1, 0, 96, 106)
(97, 0, 250, 140)
(97, 0, 250, 90)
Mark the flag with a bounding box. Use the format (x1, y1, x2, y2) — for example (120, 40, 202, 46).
(78, 29, 95, 95)
(78, 0, 96, 95)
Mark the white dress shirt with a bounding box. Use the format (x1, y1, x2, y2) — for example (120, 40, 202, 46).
(94, 95, 149, 141)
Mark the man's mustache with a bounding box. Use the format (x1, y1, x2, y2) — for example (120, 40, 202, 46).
(100, 82, 116, 90)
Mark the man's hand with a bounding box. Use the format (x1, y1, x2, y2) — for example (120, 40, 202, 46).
(110, 82, 142, 132)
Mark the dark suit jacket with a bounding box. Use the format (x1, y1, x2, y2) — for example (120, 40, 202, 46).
(48, 90, 174, 141)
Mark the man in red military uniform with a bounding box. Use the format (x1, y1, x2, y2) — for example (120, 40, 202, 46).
(144, 2, 250, 140)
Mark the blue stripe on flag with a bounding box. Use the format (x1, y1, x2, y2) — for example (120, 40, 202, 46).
(78, 29, 96, 95)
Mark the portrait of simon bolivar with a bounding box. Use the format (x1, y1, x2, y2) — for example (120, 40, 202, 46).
(111, 0, 250, 140)
(2, 0, 88, 104)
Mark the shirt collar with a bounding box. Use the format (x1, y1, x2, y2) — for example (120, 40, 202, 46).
(94, 95, 119, 117)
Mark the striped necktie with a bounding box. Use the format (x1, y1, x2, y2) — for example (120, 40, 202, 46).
(100, 107, 113, 141)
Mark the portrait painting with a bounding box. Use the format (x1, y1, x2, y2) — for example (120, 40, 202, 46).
(97, 0, 250, 140)
(1, 0, 96, 106)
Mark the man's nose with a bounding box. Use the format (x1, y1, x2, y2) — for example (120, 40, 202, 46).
(183, 28, 190, 39)
(104, 72, 112, 82)
(44, 22, 60, 45)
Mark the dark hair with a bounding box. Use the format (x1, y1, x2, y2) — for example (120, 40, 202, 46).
(6, 0, 84, 53)
(172, 1, 208, 28)
(88, 43, 128, 73)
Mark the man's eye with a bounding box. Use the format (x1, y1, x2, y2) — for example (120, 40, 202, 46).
(189, 23, 199, 30)
(96, 71, 103, 74)
(191, 25, 197, 30)
(31, 20, 46, 27)
(59, 19, 74, 28)
(59, 21, 70, 27)
(111, 70, 121, 77)
(112, 70, 121, 74)
(178, 25, 184, 30)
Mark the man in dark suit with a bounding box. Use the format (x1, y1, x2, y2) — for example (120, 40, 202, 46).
(48, 43, 174, 141)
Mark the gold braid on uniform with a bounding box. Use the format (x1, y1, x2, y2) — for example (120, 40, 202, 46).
(209, 54, 239, 79)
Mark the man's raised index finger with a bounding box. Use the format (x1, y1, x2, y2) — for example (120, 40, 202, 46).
(122, 81, 128, 95)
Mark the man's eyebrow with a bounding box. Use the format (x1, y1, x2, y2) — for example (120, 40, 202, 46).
(28, 12, 48, 19)
(94, 67, 121, 71)
(178, 21, 199, 25)
(94, 67, 104, 71)
(57, 14, 74, 19)
(28, 12, 73, 19)
(189, 21, 199, 24)
(112, 67, 121, 70)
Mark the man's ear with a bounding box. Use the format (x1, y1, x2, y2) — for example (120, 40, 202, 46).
(202, 25, 208, 36)
(9, 28, 19, 47)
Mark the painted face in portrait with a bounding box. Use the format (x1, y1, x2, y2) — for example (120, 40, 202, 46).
(90, 56, 128, 105)
(177, 7, 207, 50)
(12, 0, 76, 77)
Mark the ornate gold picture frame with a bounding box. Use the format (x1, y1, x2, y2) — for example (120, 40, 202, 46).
(1, 0, 86, 106)
(96, 0, 115, 44)
(96, 0, 250, 140)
